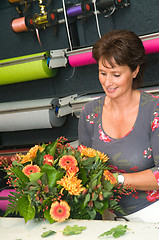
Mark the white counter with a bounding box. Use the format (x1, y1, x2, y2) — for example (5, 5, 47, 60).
(0, 217, 159, 240)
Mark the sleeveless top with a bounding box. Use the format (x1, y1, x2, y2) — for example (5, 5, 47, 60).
(78, 91, 159, 215)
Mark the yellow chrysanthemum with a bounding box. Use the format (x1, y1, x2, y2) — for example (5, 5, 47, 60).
(103, 170, 117, 185)
(57, 175, 85, 196)
(79, 145, 109, 162)
(20, 145, 44, 164)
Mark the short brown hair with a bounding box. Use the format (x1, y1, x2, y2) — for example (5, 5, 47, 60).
(92, 29, 146, 89)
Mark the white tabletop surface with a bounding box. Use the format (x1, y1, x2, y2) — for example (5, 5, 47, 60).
(0, 217, 159, 240)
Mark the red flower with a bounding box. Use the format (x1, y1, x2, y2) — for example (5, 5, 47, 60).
(151, 117, 159, 131)
(146, 190, 159, 202)
(43, 154, 54, 166)
(130, 166, 138, 171)
(98, 124, 112, 142)
(109, 165, 126, 173)
(50, 201, 70, 222)
(66, 165, 79, 176)
(22, 164, 40, 177)
(77, 145, 86, 153)
(59, 155, 77, 170)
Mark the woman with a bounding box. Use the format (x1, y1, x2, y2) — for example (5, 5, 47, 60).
(78, 29, 159, 222)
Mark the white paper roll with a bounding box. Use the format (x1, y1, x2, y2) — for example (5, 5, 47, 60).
(0, 98, 66, 131)
(0, 109, 66, 131)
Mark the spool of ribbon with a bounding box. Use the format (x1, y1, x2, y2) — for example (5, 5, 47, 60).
(12, 17, 28, 32)
(67, 5, 83, 17)
(12, 15, 34, 33)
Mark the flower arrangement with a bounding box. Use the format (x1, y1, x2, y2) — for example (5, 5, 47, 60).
(0, 137, 135, 223)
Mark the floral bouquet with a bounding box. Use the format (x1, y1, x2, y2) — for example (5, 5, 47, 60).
(0, 137, 134, 223)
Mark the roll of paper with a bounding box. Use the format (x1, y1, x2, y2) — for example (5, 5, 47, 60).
(68, 51, 97, 67)
(142, 38, 159, 54)
(0, 109, 65, 131)
(0, 98, 66, 131)
(0, 52, 58, 85)
(68, 37, 159, 67)
(0, 189, 16, 211)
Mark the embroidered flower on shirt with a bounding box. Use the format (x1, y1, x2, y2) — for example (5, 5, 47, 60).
(151, 111, 159, 131)
(146, 190, 159, 202)
(143, 147, 152, 159)
(109, 165, 126, 173)
(130, 166, 138, 171)
(98, 124, 112, 142)
(86, 113, 98, 124)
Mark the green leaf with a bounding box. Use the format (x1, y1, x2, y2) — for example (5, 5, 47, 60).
(12, 160, 23, 167)
(18, 195, 35, 223)
(96, 199, 109, 215)
(90, 170, 103, 183)
(36, 150, 46, 167)
(11, 167, 29, 186)
(29, 172, 44, 182)
(44, 210, 55, 224)
(41, 230, 56, 238)
(78, 167, 89, 185)
(87, 208, 96, 219)
(94, 201, 104, 209)
(4, 192, 20, 217)
(41, 165, 64, 188)
(62, 225, 86, 236)
(46, 140, 58, 155)
(98, 225, 129, 238)
(81, 157, 96, 167)
(91, 192, 98, 201)
(83, 193, 90, 207)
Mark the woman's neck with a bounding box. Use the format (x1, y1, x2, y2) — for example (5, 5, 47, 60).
(105, 89, 140, 114)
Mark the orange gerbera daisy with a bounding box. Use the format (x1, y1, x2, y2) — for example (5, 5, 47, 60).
(78, 145, 109, 162)
(66, 165, 79, 176)
(50, 200, 70, 222)
(57, 175, 85, 196)
(59, 155, 77, 170)
(103, 170, 117, 185)
(20, 145, 44, 164)
(22, 164, 41, 177)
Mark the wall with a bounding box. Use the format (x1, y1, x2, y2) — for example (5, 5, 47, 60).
(0, 0, 159, 148)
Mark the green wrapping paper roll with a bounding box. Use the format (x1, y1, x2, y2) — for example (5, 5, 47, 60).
(0, 52, 58, 85)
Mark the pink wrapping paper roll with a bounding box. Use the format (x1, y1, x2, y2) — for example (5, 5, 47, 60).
(142, 38, 159, 54)
(0, 189, 16, 211)
(68, 38, 159, 67)
(68, 51, 97, 67)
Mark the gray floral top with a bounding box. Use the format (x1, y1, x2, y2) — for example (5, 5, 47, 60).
(78, 91, 159, 216)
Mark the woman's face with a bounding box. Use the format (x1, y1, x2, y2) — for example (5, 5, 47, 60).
(98, 58, 139, 99)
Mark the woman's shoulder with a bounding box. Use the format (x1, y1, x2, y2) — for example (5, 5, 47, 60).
(82, 94, 105, 113)
(140, 91, 159, 107)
